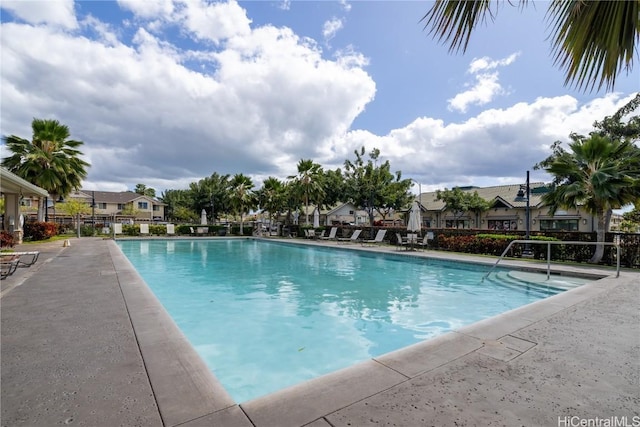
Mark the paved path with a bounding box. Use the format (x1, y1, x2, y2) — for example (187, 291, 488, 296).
(1, 237, 638, 427)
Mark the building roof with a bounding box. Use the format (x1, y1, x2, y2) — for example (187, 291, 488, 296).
(70, 190, 165, 205)
(0, 167, 49, 197)
(417, 183, 548, 211)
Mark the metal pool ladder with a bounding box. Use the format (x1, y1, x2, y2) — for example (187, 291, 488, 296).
(482, 240, 621, 282)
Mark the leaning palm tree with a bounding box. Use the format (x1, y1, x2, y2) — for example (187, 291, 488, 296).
(2, 119, 90, 201)
(421, 1, 638, 91)
(229, 174, 256, 235)
(540, 134, 640, 263)
(288, 159, 324, 226)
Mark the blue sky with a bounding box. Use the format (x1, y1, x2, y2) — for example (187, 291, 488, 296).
(1, 0, 638, 196)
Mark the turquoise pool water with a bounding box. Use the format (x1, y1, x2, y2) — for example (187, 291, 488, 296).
(117, 239, 579, 403)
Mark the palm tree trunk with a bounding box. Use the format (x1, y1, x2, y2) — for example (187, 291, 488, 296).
(589, 207, 607, 264)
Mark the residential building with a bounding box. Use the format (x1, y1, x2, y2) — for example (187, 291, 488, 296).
(417, 184, 598, 232)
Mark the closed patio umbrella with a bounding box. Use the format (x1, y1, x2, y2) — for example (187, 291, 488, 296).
(407, 201, 421, 249)
(201, 209, 207, 225)
(313, 207, 320, 228)
(407, 201, 421, 233)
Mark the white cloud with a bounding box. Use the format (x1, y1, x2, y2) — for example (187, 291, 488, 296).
(323, 17, 343, 45)
(117, 0, 175, 20)
(448, 53, 520, 113)
(177, 0, 251, 43)
(0, 0, 78, 29)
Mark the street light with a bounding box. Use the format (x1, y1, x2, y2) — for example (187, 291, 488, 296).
(515, 170, 532, 257)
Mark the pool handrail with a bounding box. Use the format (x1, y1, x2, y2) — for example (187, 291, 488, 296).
(482, 239, 621, 282)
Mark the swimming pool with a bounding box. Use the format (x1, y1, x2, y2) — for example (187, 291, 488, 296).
(117, 238, 587, 403)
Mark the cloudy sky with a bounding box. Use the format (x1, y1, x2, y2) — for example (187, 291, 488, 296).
(1, 0, 638, 196)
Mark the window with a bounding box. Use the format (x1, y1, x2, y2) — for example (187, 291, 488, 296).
(138, 201, 148, 209)
(153, 205, 160, 211)
(540, 219, 578, 231)
(117, 203, 125, 210)
(487, 220, 517, 231)
(445, 219, 469, 229)
(21, 199, 32, 207)
(97, 203, 107, 209)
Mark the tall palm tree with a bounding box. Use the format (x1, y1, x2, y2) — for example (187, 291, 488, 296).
(288, 159, 324, 226)
(2, 118, 90, 200)
(230, 174, 256, 235)
(541, 134, 640, 263)
(421, 0, 638, 91)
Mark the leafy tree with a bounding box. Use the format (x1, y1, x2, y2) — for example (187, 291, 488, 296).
(120, 204, 140, 217)
(288, 159, 324, 226)
(188, 173, 231, 223)
(257, 177, 287, 227)
(134, 183, 156, 198)
(57, 198, 91, 238)
(421, 1, 638, 91)
(2, 119, 90, 203)
(436, 188, 490, 228)
(160, 189, 192, 222)
(321, 168, 347, 209)
(230, 174, 256, 234)
(343, 147, 412, 227)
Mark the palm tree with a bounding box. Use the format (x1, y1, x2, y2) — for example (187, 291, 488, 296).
(421, 1, 638, 91)
(540, 134, 640, 263)
(288, 159, 324, 226)
(258, 177, 286, 229)
(2, 118, 90, 203)
(230, 174, 256, 235)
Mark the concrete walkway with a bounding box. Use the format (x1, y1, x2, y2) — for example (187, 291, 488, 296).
(1, 237, 638, 427)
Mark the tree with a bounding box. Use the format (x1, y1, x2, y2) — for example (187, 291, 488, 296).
(288, 159, 324, 226)
(538, 135, 640, 263)
(160, 189, 192, 222)
(134, 184, 156, 198)
(2, 118, 90, 205)
(57, 198, 91, 238)
(257, 177, 286, 228)
(188, 173, 231, 223)
(229, 174, 256, 235)
(436, 188, 490, 228)
(343, 147, 412, 227)
(421, 1, 638, 92)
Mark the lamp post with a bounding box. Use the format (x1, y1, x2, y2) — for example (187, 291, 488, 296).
(92, 191, 96, 235)
(516, 171, 532, 257)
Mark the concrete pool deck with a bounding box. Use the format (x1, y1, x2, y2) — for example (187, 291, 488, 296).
(1, 236, 638, 426)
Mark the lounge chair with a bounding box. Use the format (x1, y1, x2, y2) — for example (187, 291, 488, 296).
(362, 229, 387, 246)
(0, 251, 40, 267)
(304, 229, 316, 239)
(319, 227, 338, 240)
(337, 229, 362, 244)
(1, 256, 20, 279)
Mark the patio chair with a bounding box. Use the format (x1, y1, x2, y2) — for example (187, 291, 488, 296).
(337, 229, 362, 244)
(319, 227, 338, 240)
(395, 233, 410, 250)
(362, 229, 387, 246)
(416, 231, 434, 250)
(0, 251, 40, 267)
